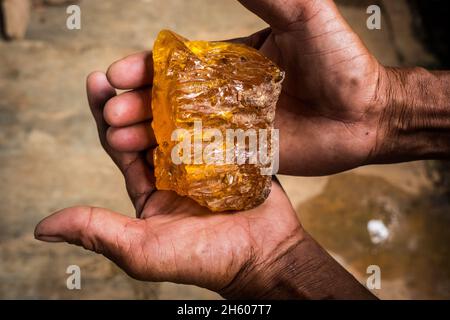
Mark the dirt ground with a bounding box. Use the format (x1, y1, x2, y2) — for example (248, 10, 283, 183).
(0, 0, 448, 299)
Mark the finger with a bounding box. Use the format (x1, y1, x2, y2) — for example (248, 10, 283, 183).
(106, 51, 153, 90)
(104, 88, 152, 128)
(146, 148, 154, 167)
(107, 122, 156, 152)
(34, 206, 147, 278)
(87, 71, 116, 148)
(87, 72, 156, 216)
(87, 71, 137, 166)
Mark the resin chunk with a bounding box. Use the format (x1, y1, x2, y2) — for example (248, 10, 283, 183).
(151, 30, 284, 211)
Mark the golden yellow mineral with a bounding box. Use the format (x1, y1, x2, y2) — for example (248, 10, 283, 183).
(151, 30, 284, 211)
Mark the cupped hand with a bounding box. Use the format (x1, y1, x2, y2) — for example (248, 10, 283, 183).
(34, 66, 303, 297)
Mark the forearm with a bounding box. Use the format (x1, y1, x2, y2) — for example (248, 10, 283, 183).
(373, 67, 450, 163)
(220, 233, 376, 300)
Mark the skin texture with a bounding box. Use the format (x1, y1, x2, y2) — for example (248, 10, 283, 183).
(374, 67, 450, 162)
(34, 0, 450, 299)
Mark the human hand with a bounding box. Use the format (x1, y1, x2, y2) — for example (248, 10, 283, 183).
(237, 0, 388, 175)
(34, 68, 305, 298)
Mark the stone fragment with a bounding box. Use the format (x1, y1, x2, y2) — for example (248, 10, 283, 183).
(151, 30, 283, 211)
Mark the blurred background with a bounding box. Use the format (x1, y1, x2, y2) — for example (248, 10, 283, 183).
(0, 0, 449, 299)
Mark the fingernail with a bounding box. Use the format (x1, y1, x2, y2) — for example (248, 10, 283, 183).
(34, 234, 64, 243)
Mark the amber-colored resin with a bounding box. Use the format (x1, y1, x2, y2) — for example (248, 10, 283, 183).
(151, 30, 283, 211)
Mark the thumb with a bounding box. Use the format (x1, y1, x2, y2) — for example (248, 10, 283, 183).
(35, 206, 145, 272)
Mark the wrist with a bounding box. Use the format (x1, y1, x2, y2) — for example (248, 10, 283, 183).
(219, 230, 306, 299)
(369, 66, 408, 163)
(219, 232, 375, 300)
(370, 66, 450, 163)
